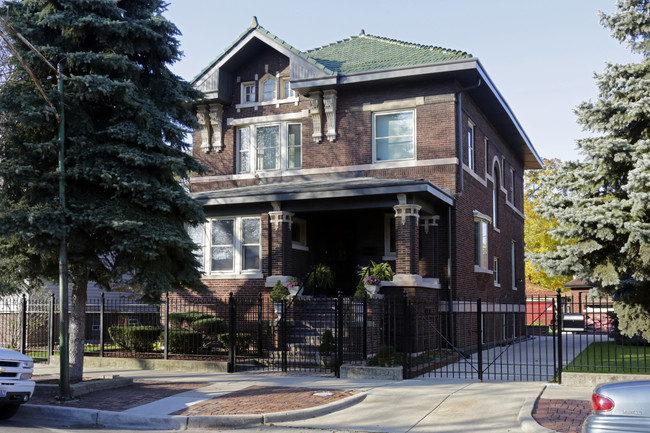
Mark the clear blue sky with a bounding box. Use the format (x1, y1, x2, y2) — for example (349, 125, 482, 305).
(164, 0, 639, 162)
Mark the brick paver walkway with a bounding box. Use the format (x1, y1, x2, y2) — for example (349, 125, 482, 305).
(533, 399, 591, 433)
(29, 380, 206, 411)
(172, 386, 357, 415)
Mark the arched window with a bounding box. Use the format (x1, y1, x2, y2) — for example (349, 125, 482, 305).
(493, 163, 500, 229)
(260, 75, 277, 101)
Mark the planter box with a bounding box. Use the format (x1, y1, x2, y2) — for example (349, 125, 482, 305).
(340, 364, 403, 380)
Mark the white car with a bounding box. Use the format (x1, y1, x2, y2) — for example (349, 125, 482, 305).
(0, 347, 35, 419)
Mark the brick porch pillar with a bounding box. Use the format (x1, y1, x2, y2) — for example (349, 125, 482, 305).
(419, 215, 440, 278)
(393, 204, 421, 275)
(268, 211, 293, 277)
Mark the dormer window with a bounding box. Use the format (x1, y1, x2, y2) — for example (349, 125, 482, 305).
(260, 75, 277, 101)
(241, 82, 256, 103)
(281, 78, 294, 99)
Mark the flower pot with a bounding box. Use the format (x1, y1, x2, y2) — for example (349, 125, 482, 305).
(365, 284, 380, 295)
(273, 302, 285, 321)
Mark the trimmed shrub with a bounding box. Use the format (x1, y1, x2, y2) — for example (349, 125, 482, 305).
(108, 326, 161, 353)
(368, 345, 400, 367)
(167, 329, 203, 354)
(217, 333, 253, 353)
(168, 311, 214, 328)
(190, 317, 226, 335)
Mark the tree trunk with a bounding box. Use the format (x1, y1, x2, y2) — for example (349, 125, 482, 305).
(69, 279, 88, 383)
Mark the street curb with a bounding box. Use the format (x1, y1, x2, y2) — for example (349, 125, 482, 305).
(264, 391, 366, 423)
(517, 386, 556, 433)
(18, 391, 367, 430)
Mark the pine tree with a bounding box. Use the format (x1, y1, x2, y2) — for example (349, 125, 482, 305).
(0, 0, 207, 380)
(531, 0, 650, 340)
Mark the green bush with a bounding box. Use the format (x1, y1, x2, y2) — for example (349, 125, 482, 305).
(167, 329, 203, 354)
(190, 317, 226, 335)
(108, 326, 161, 352)
(319, 330, 336, 356)
(168, 311, 214, 328)
(368, 345, 400, 367)
(217, 332, 253, 353)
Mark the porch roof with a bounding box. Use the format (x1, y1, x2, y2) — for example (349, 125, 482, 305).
(191, 177, 455, 208)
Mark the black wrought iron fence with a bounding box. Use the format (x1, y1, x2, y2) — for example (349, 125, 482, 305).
(4, 290, 649, 381)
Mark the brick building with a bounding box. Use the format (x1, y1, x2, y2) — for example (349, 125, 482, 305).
(188, 18, 543, 306)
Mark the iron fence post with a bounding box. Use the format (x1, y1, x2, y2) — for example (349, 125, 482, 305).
(403, 291, 411, 379)
(556, 289, 563, 384)
(99, 292, 105, 357)
(20, 294, 27, 354)
(551, 296, 557, 379)
(336, 291, 343, 378)
(164, 292, 169, 360)
(48, 293, 54, 362)
(362, 295, 367, 360)
(228, 292, 236, 373)
(257, 293, 263, 359)
(477, 298, 483, 381)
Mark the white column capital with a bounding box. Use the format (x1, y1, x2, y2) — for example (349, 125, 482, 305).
(268, 211, 294, 231)
(393, 204, 421, 226)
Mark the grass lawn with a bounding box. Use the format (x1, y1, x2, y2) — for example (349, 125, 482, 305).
(565, 341, 650, 374)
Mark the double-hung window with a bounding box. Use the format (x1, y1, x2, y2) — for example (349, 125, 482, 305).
(373, 110, 415, 162)
(241, 82, 256, 103)
(191, 217, 261, 275)
(468, 121, 476, 171)
(237, 123, 302, 173)
(474, 211, 491, 270)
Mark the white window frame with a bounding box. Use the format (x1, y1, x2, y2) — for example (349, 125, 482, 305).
(236, 122, 302, 174)
(281, 77, 294, 99)
(473, 211, 491, 272)
(494, 256, 500, 287)
(493, 163, 500, 230)
(509, 168, 515, 204)
(198, 216, 262, 276)
(483, 137, 489, 177)
(383, 214, 396, 260)
(511, 241, 517, 290)
(291, 217, 308, 251)
(259, 74, 277, 102)
(372, 109, 416, 163)
(467, 121, 475, 171)
(241, 82, 256, 104)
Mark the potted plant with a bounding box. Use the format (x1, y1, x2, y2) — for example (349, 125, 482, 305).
(286, 277, 300, 297)
(317, 329, 336, 369)
(358, 261, 394, 295)
(270, 280, 290, 319)
(306, 264, 336, 290)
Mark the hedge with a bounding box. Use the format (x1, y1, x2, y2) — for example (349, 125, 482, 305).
(167, 329, 203, 354)
(108, 326, 161, 353)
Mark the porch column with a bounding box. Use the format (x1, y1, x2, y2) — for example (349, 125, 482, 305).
(268, 211, 293, 279)
(393, 204, 421, 275)
(419, 215, 440, 278)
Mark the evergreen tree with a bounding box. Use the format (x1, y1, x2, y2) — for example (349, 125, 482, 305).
(0, 0, 207, 380)
(532, 0, 650, 340)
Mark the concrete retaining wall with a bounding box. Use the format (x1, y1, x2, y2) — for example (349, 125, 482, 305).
(563, 372, 650, 387)
(49, 355, 229, 373)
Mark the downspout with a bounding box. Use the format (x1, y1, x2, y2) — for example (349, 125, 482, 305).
(448, 79, 482, 345)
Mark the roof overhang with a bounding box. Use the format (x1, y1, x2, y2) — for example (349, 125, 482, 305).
(191, 177, 455, 211)
(292, 58, 543, 170)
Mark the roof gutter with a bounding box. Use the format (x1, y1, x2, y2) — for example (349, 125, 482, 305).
(455, 79, 482, 197)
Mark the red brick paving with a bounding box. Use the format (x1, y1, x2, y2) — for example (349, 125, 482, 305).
(533, 399, 591, 433)
(29, 380, 206, 411)
(172, 386, 357, 416)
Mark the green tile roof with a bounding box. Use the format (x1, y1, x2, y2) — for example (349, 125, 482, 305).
(305, 33, 473, 74)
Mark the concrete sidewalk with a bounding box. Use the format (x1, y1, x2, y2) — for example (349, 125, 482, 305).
(12, 363, 589, 432)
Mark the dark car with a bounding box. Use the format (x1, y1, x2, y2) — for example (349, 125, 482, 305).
(582, 380, 650, 433)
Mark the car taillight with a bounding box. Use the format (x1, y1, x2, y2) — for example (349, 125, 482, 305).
(592, 393, 614, 411)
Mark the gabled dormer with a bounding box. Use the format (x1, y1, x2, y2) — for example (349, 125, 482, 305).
(192, 17, 334, 105)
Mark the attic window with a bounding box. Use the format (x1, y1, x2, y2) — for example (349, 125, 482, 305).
(260, 75, 277, 101)
(242, 82, 256, 103)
